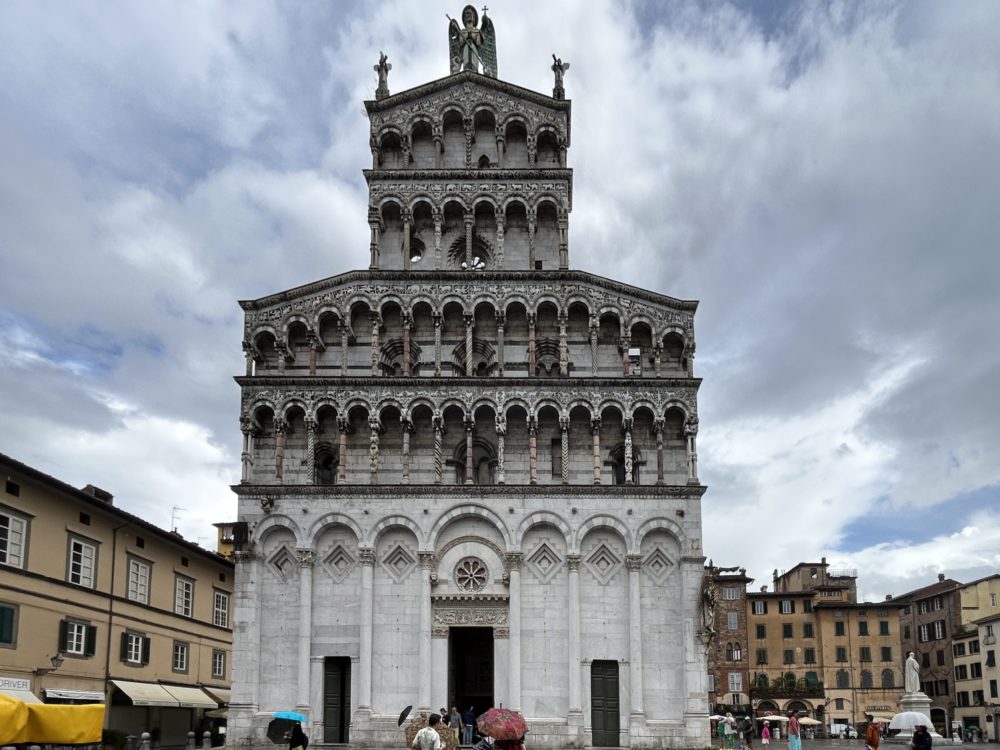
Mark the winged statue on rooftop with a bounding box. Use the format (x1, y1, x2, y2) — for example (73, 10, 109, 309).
(448, 5, 497, 78)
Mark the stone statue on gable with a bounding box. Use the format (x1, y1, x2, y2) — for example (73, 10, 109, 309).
(448, 5, 497, 78)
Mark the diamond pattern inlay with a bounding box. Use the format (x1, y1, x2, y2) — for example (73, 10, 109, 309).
(526, 541, 562, 584)
(323, 544, 356, 583)
(584, 542, 623, 585)
(642, 547, 675, 584)
(268, 546, 296, 580)
(381, 544, 417, 583)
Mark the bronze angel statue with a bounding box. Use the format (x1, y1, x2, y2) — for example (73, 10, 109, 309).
(448, 5, 497, 78)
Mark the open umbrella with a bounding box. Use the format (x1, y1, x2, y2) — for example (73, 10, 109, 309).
(759, 715, 789, 722)
(889, 712, 933, 731)
(398, 705, 413, 727)
(798, 718, 821, 726)
(267, 713, 308, 744)
(477, 708, 528, 741)
(709, 715, 726, 721)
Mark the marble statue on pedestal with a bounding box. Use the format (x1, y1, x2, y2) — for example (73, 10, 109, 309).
(904, 651, 920, 694)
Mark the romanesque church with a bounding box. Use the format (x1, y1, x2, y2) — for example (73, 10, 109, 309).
(230, 8, 710, 748)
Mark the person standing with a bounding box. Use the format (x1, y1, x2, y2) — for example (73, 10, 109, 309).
(738, 716, 754, 750)
(450, 707, 463, 743)
(723, 713, 736, 750)
(413, 714, 444, 750)
(285, 722, 308, 750)
(865, 716, 881, 750)
(761, 721, 771, 748)
(787, 711, 800, 750)
(462, 706, 476, 745)
(911, 724, 932, 750)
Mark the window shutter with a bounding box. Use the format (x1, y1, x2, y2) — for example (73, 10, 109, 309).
(0, 607, 13, 644)
(120, 632, 129, 661)
(85, 625, 97, 656)
(790, 600, 795, 613)
(59, 619, 69, 651)
(142, 636, 151, 665)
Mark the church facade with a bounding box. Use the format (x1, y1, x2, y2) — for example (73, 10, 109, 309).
(229, 9, 710, 748)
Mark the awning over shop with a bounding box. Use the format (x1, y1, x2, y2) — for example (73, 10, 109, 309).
(110, 680, 179, 707)
(161, 685, 218, 709)
(44, 688, 105, 702)
(202, 687, 230, 706)
(0, 688, 42, 704)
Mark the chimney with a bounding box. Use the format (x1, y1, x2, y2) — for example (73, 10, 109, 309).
(938, 573, 945, 582)
(82, 484, 114, 504)
(761, 585, 768, 593)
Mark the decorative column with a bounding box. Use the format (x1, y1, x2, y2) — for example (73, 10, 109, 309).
(654, 345, 662, 378)
(686, 342, 695, 377)
(559, 415, 570, 485)
(432, 411, 444, 485)
(558, 313, 568, 376)
(464, 211, 474, 268)
(231, 551, 263, 716)
(567, 554, 582, 717)
(527, 214, 536, 268)
(370, 313, 381, 376)
(654, 418, 665, 485)
(402, 208, 412, 271)
(626, 554, 645, 719)
(495, 214, 505, 269)
(401, 416, 412, 485)
(463, 116, 473, 168)
(242, 340, 256, 376)
(464, 415, 475, 484)
(402, 313, 412, 376)
(240, 418, 256, 483)
(527, 132, 536, 167)
(274, 418, 287, 482)
(465, 313, 474, 376)
(495, 414, 507, 485)
(496, 313, 505, 376)
(507, 552, 523, 711)
(368, 416, 382, 484)
(686, 416, 700, 484)
(306, 418, 318, 485)
(337, 416, 349, 484)
(339, 323, 349, 376)
(591, 417, 602, 484)
(276, 339, 288, 375)
(369, 134, 380, 170)
(358, 548, 376, 712)
(527, 313, 537, 376)
(433, 313, 442, 376)
(417, 552, 435, 711)
(623, 417, 634, 485)
(528, 417, 538, 485)
(621, 335, 631, 376)
(558, 215, 569, 270)
(433, 208, 443, 269)
(307, 335, 318, 376)
(495, 126, 505, 168)
(296, 549, 315, 713)
(368, 207, 381, 270)
(590, 316, 599, 376)
(432, 126, 443, 169)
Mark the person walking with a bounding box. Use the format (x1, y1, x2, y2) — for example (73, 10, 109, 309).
(865, 716, 881, 750)
(450, 707, 463, 744)
(787, 711, 800, 750)
(723, 713, 736, 750)
(739, 716, 754, 750)
(413, 714, 443, 750)
(761, 721, 771, 748)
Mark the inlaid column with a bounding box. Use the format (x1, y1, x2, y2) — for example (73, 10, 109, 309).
(496, 215, 505, 269)
(496, 313, 505, 376)
(558, 215, 569, 270)
(528, 417, 538, 485)
(402, 314, 412, 376)
(306, 418, 318, 485)
(370, 313, 381, 376)
(507, 552, 523, 711)
(558, 313, 568, 376)
(242, 341, 256, 376)
(567, 554, 582, 716)
(495, 414, 507, 485)
(465, 313, 474, 376)
(463, 116, 473, 168)
(433, 127, 443, 169)
(369, 135, 379, 170)
(296, 549, 315, 713)
(559, 415, 570, 485)
(274, 418, 287, 481)
(654, 345, 662, 378)
(495, 127, 505, 169)
(432, 411, 444, 485)
(527, 214, 536, 268)
(307, 335, 318, 376)
(417, 553, 435, 711)
(591, 417, 602, 484)
(339, 323, 349, 376)
(626, 554, 644, 718)
(337, 416, 349, 484)
(433, 313, 442, 375)
(433, 209, 443, 269)
(276, 340, 288, 375)
(464, 415, 475, 484)
(686, 416, 700, 484)
(622, 335, 631, 376)
(464, 211, 474, 268)
(368, 416, 381, 484)
(231, 551, 262, 714)
(358, 548, 376, 711)
(240, 418, 256, 483)
(623, 417, 634, 485)
(590, 317, 599, 376)
(368, 208, 381, 270)
(401, 417, 412, 485)
(527, 133, 536, 167)
(654, 419, 665, 485)
(402, 208, 412, 271)
(527, 314, 537, 376)
(686, 344, 695, 377)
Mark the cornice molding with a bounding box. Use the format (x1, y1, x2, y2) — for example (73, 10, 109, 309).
(364, 70, 570, 114)
(365, 168, 572, 182)
(231, 483, 707, 499)
(235, 375, 701, 389)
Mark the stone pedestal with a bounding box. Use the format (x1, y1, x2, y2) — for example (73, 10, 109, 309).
(884, 693, 944, 744)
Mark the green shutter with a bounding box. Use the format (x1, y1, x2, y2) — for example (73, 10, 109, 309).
(84, 625, 97, 656)
(141, 636, 151, 665)
(59, 619, 69, 651)
(120, 632, 129, 661)
(0, 606, 13, 644)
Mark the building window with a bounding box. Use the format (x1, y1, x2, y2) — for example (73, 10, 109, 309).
(836, 647, 847, 662)
(937, 649, 945, 666)
(782, 623, 793, 638)
(212, 650, 226, 678)
(723, 587, 740, 600)
(60, 619, 96, 656)
(127, 558, 151, 604)
(174, 577, 194, 618)
(921, 652, 930, 668)
(0, 602, 19, 647)
(971, 662, 982, 678)
(904, 624, 911, 639)
(835, 621, 845, 636)
(728, 672, 742, 693)
(804, 648, 816, 664)
(780, 600, 794, 614)
(932, 596, 942, 611)
(858, 621, 869, 636)
(121, 632, 150, 665)
(973, 689, 984, 704)
(836, 670, 849, 688)
(803, 600, 813, 613)
(753, 600, 767, 615)
(879, 620, 890, 636)
(756, 624, 767, 639)
(860, 646, 872, 662)
(882, 669, 895, 688)
(783, 649, 795, 664)
(918, 624, 929, 642)
(835, 698, 844, 710)
(881, 646, 893, 662)
(728, 611, 738, 630)
(956, 691, 969, 707)
(726, 643, 742, 661)
(213, 590, 230, 628)
(707, 673, 716, 692)
(172, 641, 189, 672)
(934, 620, 945, 640)
(953, 642, 966, 657)
(970, 640, 980, 654)
(990, 679, 997, 699)
(919, 601, 928, 614)
(955, 664, 968, 680)
(0, 509, 28, 568)
(991, 593, 997, 607)
(756, 649, 768, 665)
(68, 537, 97, 588)
(803, 622, 814, 638)
(861, 670, 873, 689)
(314, 444, 339, 485)
(987, 651, 997, 668)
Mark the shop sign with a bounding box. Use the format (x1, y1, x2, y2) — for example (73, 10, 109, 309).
(0, 676, 32, 690)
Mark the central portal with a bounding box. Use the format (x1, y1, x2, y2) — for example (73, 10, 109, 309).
(449, 627, 495, 716)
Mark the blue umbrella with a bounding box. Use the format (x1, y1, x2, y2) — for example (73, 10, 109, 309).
(274, 712, 308, 723)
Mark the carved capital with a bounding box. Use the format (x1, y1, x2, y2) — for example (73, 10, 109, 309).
(297, 549, 315, 568)
(358, 548, 376, 567)
(432, 625, 449, 638)
(493, 626, 509, 639)
(566, 554, 582, 572)
(418, 552, 437, 570)
(625, 554, 643, 572)
(505, 552, 523, 571)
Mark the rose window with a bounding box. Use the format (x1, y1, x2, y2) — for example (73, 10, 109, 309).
(454, 557, 489, 592)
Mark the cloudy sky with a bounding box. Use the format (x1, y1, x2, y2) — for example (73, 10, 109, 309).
(1, 0, 998, 600)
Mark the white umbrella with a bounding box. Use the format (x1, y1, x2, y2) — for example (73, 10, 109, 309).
(798, 717, 821, 726)
(709, 715, 726, 721)
(759, 715, 789, 722)
(889, 712, 933, 731)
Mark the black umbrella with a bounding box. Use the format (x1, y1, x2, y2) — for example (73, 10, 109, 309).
(398, 705, 413, 727)
(267, 715, 306, 745)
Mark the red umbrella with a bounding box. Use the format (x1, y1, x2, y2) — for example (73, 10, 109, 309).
(477, 708, 528, 741)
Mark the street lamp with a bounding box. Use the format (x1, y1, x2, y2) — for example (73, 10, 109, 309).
(34, 653, 64, 676)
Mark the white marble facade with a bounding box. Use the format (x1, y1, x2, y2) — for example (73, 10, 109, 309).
(229, 19, 710, 749)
